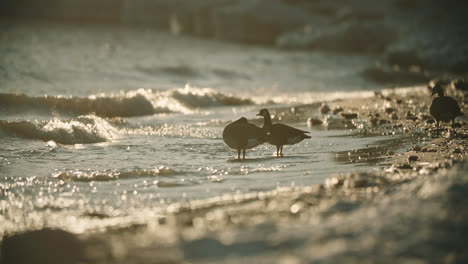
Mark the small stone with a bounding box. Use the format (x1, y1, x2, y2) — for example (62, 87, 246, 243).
(391, 113, 398, 120)
(332, 106, 344, 114)
(378, 119, 390, 125)
(319, 103, 331, 114)
(408, 155, 419, 162)
(453, 148, 462, 154)
(307, 118, 323, 126)
(396, 163, 413, 169)
(412, 145, 422, 152)
(387, 150, 395, 155)
(341, 113, 358, 120)
(385, 107, 396, 114)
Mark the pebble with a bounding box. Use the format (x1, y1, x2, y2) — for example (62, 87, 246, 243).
(408, 155, 419, 162)
(341, 113, 358, 120)
(453, 148, 462, 154)
(378, 119, 390, 125)
(412, 145, 422, 152)
(319, 103, 331, 114)
(396, 163, 413, 169)
(332, 106, 344, 114)
(307, 118, 323, 126)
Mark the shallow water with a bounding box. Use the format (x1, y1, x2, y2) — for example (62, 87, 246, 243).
(0, 21, 409, 237)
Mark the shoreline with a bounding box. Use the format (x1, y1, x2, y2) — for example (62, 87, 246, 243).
(2, 84, 467, 263)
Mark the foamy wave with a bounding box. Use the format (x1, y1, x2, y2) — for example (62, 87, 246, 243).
(54, 166, 180, 182)
(0, 92, 158, 117)
(0, 86, 254, 117)
(170, 84, 253, 108)
(0, 115, 118, 144)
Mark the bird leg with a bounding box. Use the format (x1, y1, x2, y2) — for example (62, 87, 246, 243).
(276, 146, 280, 157)
(243, 149, 246, 160)
(280, 146, 284, 157)
(237, 149, 241, 160)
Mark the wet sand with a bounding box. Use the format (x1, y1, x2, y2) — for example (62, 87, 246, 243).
(2, 85, 468, 263)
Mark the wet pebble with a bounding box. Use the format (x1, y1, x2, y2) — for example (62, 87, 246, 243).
(332, 106, 344, 114)
(319, 103, 331, 114)
(453, 148, 462, 154)
(341, 113, 358, 120)
(396, 163, 413, 169)
(385, 107, 396, 114)
(412, 145, 422, 152)
(378, 119, 390, 125)
(408, 155, 419, 162)
(307, 118, 323, 126)
(391, 113, 398, 120)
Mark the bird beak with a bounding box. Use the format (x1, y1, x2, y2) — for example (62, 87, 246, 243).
(431, 90, 436, 96)
(256, 113, 261, 116)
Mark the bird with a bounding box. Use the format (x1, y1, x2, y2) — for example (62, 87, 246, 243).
(256, 108, 311, 157)
(222, 117, 268, 160)
(430, 83, 463, 128)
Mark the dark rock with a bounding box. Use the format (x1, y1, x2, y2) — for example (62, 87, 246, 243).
(332, 106, 344, 114)
(378, 119, 390, 125)
(341, 113, 358, 120)
(385, 107, 396, 114)
(453, 148, 462, 154)
(391, 113, 399, 120)
(396, 163, 413, 169)
(307, 118, 323, 126)
(408, 155, 419, 162)
(319, 103, 331, 114)
(412, 145, 422, 152)
(406, 111, 417, 120)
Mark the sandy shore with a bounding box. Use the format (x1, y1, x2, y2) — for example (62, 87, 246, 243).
(2, 84, 467, 264)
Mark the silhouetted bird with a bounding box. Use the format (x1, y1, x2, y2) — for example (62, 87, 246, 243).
(430, 84, 463, 128)
(222, 117, 267, 160)
(257, 108, 310, 157)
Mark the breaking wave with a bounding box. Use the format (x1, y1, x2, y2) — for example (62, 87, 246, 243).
(0, 85, 254, 117)
(0, 115, 118, 144)
(54, 166, 180, 182)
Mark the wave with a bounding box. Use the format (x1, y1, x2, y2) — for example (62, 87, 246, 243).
(54, 166, 180, 182)
(0, 92, 157, 118)
(169, 84, 253, 109)
(0, 115, 118, 144)
(0, 85, 254, 117)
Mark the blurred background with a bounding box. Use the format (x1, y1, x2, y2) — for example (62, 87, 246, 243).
(1, 0, 468, 92)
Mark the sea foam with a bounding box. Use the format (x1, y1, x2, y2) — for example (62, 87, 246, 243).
(0, 115, 118, 144)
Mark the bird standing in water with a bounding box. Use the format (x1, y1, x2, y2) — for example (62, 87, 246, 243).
(256, 108, 310, 157)
(222, 117, 267, 160)
(429, 84, 463, 128)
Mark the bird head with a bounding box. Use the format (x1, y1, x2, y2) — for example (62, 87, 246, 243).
(256, 109, 269, 117)
(431, 84, 444, 97)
